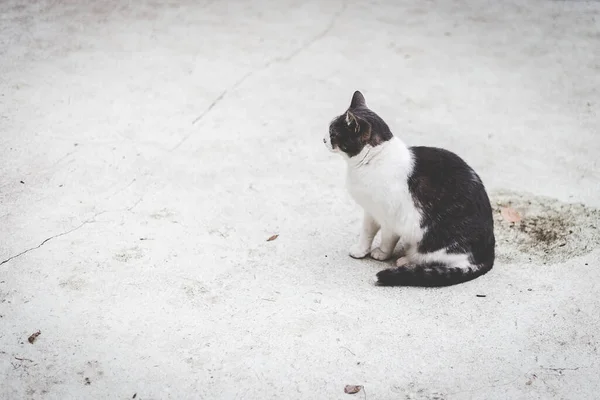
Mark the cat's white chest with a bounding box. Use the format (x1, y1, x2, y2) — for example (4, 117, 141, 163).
(347, 162, 404, 225)
(345, 139, 423, 241)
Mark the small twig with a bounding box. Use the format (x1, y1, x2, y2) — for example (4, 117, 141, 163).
(261, 298, 276, 302)
(340, 346, 356, 356)
(14, 357, 34, 362)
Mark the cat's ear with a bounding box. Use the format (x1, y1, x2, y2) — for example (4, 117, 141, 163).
(350, 91, 366, 109)
(345, 110, 361, 133)
(345, 111, 372, 142)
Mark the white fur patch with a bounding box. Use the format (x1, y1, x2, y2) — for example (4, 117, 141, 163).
(395, 256, 409, 267)
(407, 247, 473, 269)
(344, 137, 424, 250)
(370, 247, 391, 261)
(349, 242, 370, 259)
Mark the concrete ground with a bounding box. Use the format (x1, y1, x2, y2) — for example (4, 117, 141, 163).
(1, 0, 599, 399)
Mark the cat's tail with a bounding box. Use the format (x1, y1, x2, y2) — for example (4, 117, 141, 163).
(375, 260, 493, 287)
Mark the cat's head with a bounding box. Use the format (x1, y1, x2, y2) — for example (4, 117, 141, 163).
(324, 91, 393, 158)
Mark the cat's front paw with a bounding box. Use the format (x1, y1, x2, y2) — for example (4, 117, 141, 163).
(349, 244, 370, 259)
(370, 247, 391, 261)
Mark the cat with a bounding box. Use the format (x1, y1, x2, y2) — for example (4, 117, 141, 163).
(324, 91, 495, 287)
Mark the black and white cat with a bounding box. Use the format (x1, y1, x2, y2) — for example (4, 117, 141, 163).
(325, 91, 495, 287)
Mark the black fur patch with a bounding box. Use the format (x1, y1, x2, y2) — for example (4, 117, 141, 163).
(328, 91, 393, 157)
(377, 146, 495, 287)
(408, 146, 495, 266)
(376, 262, 489, 287)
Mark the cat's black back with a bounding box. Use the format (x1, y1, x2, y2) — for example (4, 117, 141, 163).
(408, 146, 495, 271)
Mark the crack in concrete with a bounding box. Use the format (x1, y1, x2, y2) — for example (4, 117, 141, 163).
(0, 221, 90, 267)
(191, 90, 226, 126)
(270, 0, 347, 65)
(0, 197, 144, 266)
(106, 177, 137, 199)
(172, 70, 254, 150)
(176, 1, 346, 150)
(127, 196, 144, 212)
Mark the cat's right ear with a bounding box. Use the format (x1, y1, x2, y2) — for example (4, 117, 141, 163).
(345, 110, 360, 133)
(350, 91, 366, 109)
(346, 110, 371, 142)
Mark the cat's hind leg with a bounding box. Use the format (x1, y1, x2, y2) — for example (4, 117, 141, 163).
(395, 256, 409, 267)
(349, 212, 380, 259)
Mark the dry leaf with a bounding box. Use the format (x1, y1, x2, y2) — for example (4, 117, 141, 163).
(500, 207, 522, 223)
(266, 234, 279, 242)
(28, 330, 41, 344)
(344, 385, 363, 394)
